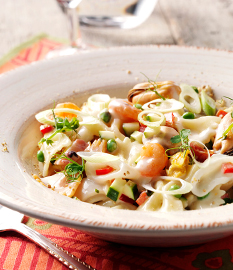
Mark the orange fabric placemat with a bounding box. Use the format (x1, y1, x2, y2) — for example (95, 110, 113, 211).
(1, 35, 233, 270)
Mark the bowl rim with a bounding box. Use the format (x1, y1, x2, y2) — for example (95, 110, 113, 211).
(1, 44, 233, 235)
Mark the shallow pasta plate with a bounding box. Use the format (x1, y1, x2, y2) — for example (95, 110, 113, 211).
(1, 45, 233, 247)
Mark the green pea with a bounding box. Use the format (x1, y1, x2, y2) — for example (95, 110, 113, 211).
(37, 150, 45, 162)
(107, 139, 117, 152)
(197, 192, 210, 200)
(169, 184, 182, 198)
(100, 111, 111, 123)
(182, 112, 195, 119)
(134, 104, 143, 110)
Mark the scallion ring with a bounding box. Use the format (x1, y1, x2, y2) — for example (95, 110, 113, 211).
(138, 110, 165, 129)
(179, 84, 201, 114)
(87, 94, 111, 112)
(142, 98, 184, 113)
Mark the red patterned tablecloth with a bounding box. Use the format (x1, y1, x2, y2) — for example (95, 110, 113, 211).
(0, 34, 233, 270)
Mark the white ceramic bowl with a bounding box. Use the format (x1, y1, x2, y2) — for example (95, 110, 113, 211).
(1, 46, 233, 247)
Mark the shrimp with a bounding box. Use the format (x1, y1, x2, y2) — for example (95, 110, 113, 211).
(128, 81, 181, 105)
(55, 102, 80, 119)
(136, 142, 168, 177)
(108, 99, 141, 122)
(146, 126, 181, 155)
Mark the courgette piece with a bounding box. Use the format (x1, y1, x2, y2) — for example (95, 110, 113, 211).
(99, 131, 115, 140)
(122, 180, 138, 200)
(122, 122, 140, 136)
(130, 131, 143, 143)
(143, 126, 160, 138)
(106, 178, 126, 201)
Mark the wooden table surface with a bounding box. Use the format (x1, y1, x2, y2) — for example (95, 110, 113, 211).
(0, 0, 233, 58)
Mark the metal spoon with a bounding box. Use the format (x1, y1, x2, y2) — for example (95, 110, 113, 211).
(0, 205, 95, 270)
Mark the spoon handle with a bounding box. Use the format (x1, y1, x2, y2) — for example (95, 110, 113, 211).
(12, 223, 96, 270)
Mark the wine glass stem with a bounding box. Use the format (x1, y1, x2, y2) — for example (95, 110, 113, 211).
(66, 7, 79, 47)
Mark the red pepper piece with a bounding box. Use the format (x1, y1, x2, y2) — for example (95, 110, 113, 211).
(222, 162, 233, 174)
(96, 166, 114, 175)
(216, 110, 227, 119)
(40, 125, 53, 134)
(136, 191, 148, 206)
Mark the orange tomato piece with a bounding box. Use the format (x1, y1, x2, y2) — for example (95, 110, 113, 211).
(55, 102, 80, 119)
(137, 142, 168, 177)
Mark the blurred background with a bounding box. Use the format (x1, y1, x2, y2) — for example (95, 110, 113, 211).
(0, 0, 233, 59)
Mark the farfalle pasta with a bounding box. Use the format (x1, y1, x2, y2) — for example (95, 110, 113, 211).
(33, 79, 233, 211)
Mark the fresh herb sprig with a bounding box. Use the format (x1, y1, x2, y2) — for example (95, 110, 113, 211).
(221, 122, 233, 140)
(220, 96, 233, 140)
(140, 72, 166, 100)
(52, 153, 85, 182)
(40, 109, 79, 145)
(223, 96, 233, 103)
(218, 97, 233, 140)
(166, 129, 192, 157)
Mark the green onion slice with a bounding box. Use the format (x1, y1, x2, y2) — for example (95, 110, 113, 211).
(201, 91, 216, 116)
(142, 98, 184, 113)
(35, 108, 99, 126)
(179, 84, 201, 114)
(138, 110, 165, 129)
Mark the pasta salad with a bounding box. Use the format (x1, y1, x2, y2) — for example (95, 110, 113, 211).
(34, 79, 233, 211)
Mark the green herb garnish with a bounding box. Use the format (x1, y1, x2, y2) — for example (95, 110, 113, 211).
(221, 102, 233, 138)
(192, 86, 199, 93)
(221, 122, 233, 141)
(53, 153, 85, 182)
(223, 96, 233, 103)
(39, 110, 79, 145)
(223, 198, 233, 205)
(134, 104, 143, 110)
(167, 129, 192, 157)
(140, 72, 166, 100)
